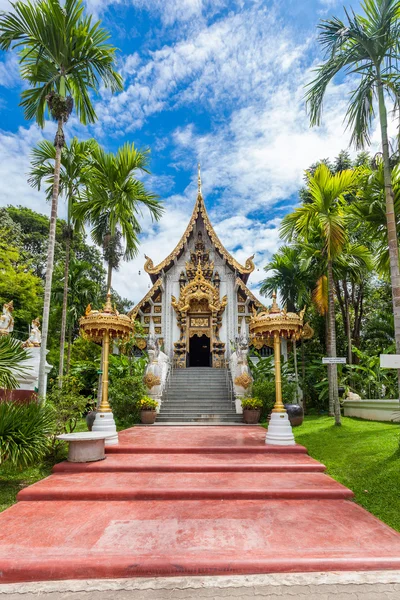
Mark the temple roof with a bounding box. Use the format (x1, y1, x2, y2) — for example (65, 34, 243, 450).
(144, 178, 255, 284)
(128, 278, 162, 318)
(236, 277, 265, 310)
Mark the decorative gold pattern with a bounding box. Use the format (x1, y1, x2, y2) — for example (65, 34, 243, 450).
(155, 327, 162, 334)
(236, 278, 265, 310)
(128, 278, 162, 318)
(154, 305, 162, 313)
(136, 338, 147, 350)
(234, 372, 252, 389)
(153, 316, 161, 324)
(144, 193, 255, 277)
(238, 305, 245, 313)
(143, 373, 161, 389)
(190, 317, 209, 327)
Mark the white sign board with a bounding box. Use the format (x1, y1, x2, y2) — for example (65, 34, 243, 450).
(322, 357, 346, 365)
(380, 354, 400, 369)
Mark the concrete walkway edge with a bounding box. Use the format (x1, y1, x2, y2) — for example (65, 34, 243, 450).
(2, 571, 400, 595)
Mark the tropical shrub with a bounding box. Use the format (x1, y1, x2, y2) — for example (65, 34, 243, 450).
(0, 336, 30, 389)
(139, 396, 158, 410)
(46, 375, 94, 435)
(253, 379, 297, 421)
(109, 356, 147, 427)
(0, 401, 54, 468)
(241, 397, 263, 410)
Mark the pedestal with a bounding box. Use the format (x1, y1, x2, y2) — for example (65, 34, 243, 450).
(92, 412, 118, 446)
(265, 412, 295, 446)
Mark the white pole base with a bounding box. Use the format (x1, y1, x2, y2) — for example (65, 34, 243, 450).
(92, 412, 119, 446)
(265, 412, 295, 446)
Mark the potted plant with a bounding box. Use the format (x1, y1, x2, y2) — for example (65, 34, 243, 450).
(241, 397, 262, 424)
(139, 396, 158, 424)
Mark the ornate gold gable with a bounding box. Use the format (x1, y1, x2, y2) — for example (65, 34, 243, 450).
(172, 263, 227, 368)
(144, 173, 255, 283)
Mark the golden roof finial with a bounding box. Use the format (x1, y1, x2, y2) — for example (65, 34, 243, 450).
(104, 288, 113, 313)
(197, 163, 202, 196)
(270, 291, 280, 314)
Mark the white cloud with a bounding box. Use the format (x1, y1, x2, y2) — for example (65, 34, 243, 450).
(0, 53, 20, 89)
(94, 6, 309, 135)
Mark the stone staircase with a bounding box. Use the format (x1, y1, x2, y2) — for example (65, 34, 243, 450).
(157, 367, 242, 423)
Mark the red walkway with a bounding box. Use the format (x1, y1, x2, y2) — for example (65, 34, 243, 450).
(1, 425, 400, 583)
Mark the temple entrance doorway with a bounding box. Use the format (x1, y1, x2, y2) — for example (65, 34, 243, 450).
(189, 334, 211, 367)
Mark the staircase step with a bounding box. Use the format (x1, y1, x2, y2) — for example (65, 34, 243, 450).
(53, 452, 326, 473)
(18, 472, 353, 502)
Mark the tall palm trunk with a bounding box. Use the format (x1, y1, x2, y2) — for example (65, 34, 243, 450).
(377, 75, 400, 400)
(58, 234, 70, 387)
(327, 259, 341, 425)
(38, 119, 64, 399)
(107, 260, 113, 291)
(66, 325, 72, 374)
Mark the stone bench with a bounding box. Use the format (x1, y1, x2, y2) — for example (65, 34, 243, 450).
(56, 432, 114, 463)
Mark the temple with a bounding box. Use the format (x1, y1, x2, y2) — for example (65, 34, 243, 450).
(130, 166, 264, 369)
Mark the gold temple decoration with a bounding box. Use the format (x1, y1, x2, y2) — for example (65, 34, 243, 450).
(172, 262, 227, 368)
(143, 372, 161, 389)
(143, 185, 255, 281)
(128, 278, 162, 318)
(250, 293, 306, 413)
(234, 372, 252, 390)
(80, 291, 134, 413)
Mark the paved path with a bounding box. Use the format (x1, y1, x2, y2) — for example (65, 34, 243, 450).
(1, 426, 400, 584)
(2, 572, 400, 599)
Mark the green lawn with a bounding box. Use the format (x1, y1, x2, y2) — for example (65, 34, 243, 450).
(291, 416, 400, 532)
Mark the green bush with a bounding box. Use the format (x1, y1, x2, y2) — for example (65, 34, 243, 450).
(241, 397, 263, 410)
(0, 401, 55, 468)
(109, 356, 147, 427)
(47, 375, 94, 435)
(138, 396, 158, 410)
(253, 379, 297, 421)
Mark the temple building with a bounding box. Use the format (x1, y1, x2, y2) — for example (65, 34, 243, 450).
(130, 167, 264, 369)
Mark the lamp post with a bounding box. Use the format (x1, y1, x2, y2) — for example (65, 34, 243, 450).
(79, 291, 134, 445)
(250, 293, 306, 445)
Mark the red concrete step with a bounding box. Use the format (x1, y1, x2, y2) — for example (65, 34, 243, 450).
(107, 444, 308, 454)
(17, 472, 353, 502)
(1, 498, 400, 583)
(115, 425, 282, 450)
(53, 452, 326, 474)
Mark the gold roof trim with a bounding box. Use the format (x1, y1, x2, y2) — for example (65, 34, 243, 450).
(144, 192, 255, 276)
(236, 277, 265, 310)
(128, 278, 162, 318)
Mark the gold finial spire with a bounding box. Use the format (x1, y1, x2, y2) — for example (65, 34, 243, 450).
(270, 291, 280, 314)
(197, 163, 202, 196)
(104, 288, 113, 313)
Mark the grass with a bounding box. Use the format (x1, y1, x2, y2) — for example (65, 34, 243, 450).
(290, 415, 400, 532)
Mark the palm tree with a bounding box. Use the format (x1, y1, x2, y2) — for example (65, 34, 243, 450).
(52, 258, 100, 372)
(29, 138, 95, 385)
(260, 246, 312, 311)
(74, 142, 164, 290)
(306, 0, 400, 397)
(0, 336, 30, 390)
(0, 0, 123, 398)
(281, 164, 358, 425)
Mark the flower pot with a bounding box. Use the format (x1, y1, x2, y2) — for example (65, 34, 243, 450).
(140, 409, 157, 425)
(243, 408, 261, 424)
(284, 403, 304, 427)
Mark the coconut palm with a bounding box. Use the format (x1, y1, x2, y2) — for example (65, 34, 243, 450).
(0, 0, 123, 397)
(74, 142, 164, 290)
(306, 0, 400, 396)
(281, 164, 358, 425)
(0, 336, 30, 390)
(29, 138, 96, 385)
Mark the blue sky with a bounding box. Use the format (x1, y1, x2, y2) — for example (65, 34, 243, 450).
(0, 0, 387, 304)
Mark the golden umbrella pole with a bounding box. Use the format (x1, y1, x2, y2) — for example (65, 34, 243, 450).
(80, 291, 134, 445)
(250, 292, 307, 445)
(273, 331, 285, 413)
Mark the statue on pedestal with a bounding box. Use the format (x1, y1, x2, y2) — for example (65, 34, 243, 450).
(23, 318, 41, 347)
(0, 301, 14, 335)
